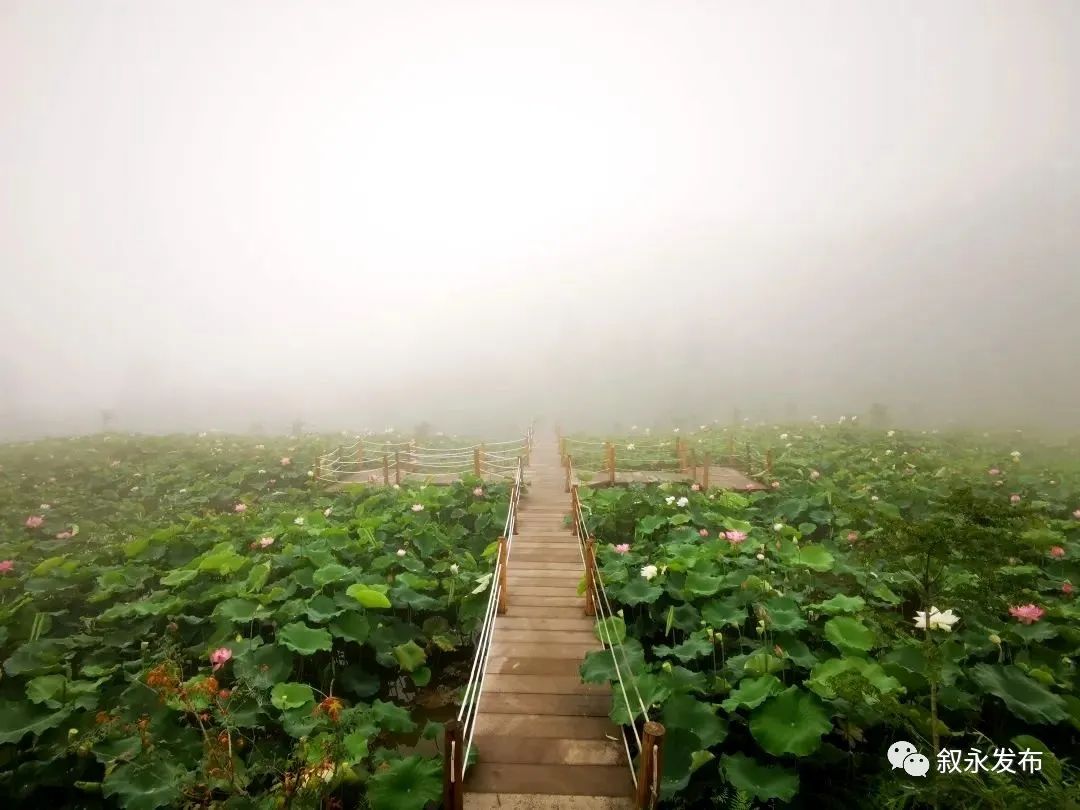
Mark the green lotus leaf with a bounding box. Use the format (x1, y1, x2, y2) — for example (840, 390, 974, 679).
(824, 616, 876, 654)
(393, 640, 427, 672)
(662, 694, 728, 747)
(619, 577, 664, 605)
(214, 598, 269, 623)
(330, 613, 371, 644)
(701, 599, 747, 629)
(159, 568, 198, 587)
(367, 755, 442, 810)
(721, 752, 800, 802)
(4, 639, 68, 677)
(793, 545, 834, 572)
(580, 641, 645, 684)
(198, 548, 246, 575)
(969, 664, 1067, 725)
(277, 622, 333, 655)
(233, 642, 293, 690)
(411, 666, 432, 687)
(102, 753, 190, 810)
(808, 656, 903, 700)
(749, 686, 832, 756)
(0, 699, 71, 744)
(654, 633, 712, 663)
(720, 674, 784, 713)
(270, 681, 315, 711)
(347, 583, 393, 609)
(370, 699, 416, 733)
(344, 730, 370, 763)
(763, 597, 806, 632)
(811, 594, 866, 614)
(304, 593, 344, 623)
(594, 615, 626, 644)
(312, 563, 350, 588)
(683, 572, 722, 597)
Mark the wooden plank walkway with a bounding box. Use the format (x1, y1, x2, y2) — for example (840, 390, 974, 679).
(464, 441, 634, 810)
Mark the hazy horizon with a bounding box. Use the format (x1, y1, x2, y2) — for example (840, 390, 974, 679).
(3, 1, 1078, 440)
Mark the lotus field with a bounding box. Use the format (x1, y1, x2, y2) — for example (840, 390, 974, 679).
(575, 424, 1080, 808)
(0, 433, 510, 809)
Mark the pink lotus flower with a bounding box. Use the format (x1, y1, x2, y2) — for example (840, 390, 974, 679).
(1050, 546, 1066, 559)
(234, 502, 247, 513)
(210, 647, 232, 672)
(0, 560, 13, 574)
(1063, 582, 1074, 595)
(809, 470, 820, 480)
(257, 536, 274, 548)
(698, 529, 709, 537)
(988, 468, 1001, 476)
(1009, 494, 1021, 504)
(1073, 509, 1080, 520)
(473, 487, 484, 497)
(724, 530, 748, 544)
(280, 457, 292, 466)
(847, 531, 859, 542)
(691, 483, 701, 492)
(55, 531, 72, 540)
(614, 543, 631, 554)
(24, 515, 44, 529)
(1008, 604, 1045, 625)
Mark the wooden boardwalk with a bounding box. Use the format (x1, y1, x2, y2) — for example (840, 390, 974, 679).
(464, 441, 633, 809)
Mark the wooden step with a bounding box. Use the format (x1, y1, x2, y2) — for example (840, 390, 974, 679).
(471, 736, 624, 766)
(465, 794, 633, 810)
(496, 617, 597, 631)
(490, 643, 600, 660)
(507, 569, 581, 580)
(511, 586, 584, 599)
(495, 630, 596, 645)
(478, 692, 610, 716)
(508, 581, 581, 594)
(511, 563, 582, 573)
(505, 604, 586, 617)
(473, 712, 618, 739)
(513, 550, 581, 563)
(506, 596, 585, 608)
(484, 674, 606, 695)
(465, 763, 631, 797)
(487, 657, 588, 676)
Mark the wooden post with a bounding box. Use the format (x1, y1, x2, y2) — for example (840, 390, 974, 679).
(442, 718, 465, 810)
(497, 536, 508, 614)
(702, 453, 710, 489)
(606, 442, 615, 485)
(565, 454, 572, 493)
(394, 450, 401, 485)
(473, 447, 481, 477)
(766, 447, 774, 474)
(636, 721, 667, 810)
(690, 449, 698, 483)
(584, 538, 596, 616)
(571, 484, 580, 537)
(382, 454, 389, 486)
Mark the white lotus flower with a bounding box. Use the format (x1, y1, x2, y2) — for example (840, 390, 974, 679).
(913, 606, 959, 632)
(640, 564, 658, 580)
(411, 504, 424, 512)
(887, 430, 895, 437)
(294, 516, 305, 525)
(258, 468, 267, 474)
(871, 495, 880, 501)
(756, 553, 766, 560)
(885, 449, 893, 455)
(306, 470, 314, 477)
(779, 433, 789, 440)
(627, 443, 636, 450)
(396, 549, 407, 557)
(773, 523, 784, 532)
(323, 507, 332, 517)
(1010, 450, 1021, 460)
(449, 563, 459, 574)
(676, 496, 689, 508)
(665, 496, 676, 505)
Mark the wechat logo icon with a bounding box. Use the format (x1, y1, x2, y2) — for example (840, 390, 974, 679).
(888, 741, 929, 777)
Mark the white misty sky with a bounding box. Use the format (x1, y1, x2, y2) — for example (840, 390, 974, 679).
(1, 1, 1078, 434)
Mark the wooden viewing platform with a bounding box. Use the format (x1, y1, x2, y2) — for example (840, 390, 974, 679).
(463, 441, 634, 809)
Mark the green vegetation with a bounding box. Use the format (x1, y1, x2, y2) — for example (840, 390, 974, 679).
(0, 433, 508, 809)
(578, 423, 1080, 808)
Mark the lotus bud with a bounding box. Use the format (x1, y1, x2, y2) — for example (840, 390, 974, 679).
(989, 634, 1002, 646)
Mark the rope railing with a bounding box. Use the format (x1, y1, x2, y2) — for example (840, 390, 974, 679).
(444, 457, 524, 809)
(566, 456, 666, 809)
(312, 432, 532, 485)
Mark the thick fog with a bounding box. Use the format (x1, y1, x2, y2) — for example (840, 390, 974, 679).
(2, 1, 1078, 439)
